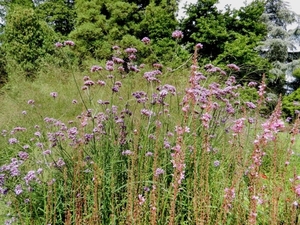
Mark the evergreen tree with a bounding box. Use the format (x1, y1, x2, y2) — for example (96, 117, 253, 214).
(256, 0, 300, 93)
(180, 0, 226, 60)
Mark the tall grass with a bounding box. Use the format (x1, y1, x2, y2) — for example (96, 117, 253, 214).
(0, 39, 300, 225)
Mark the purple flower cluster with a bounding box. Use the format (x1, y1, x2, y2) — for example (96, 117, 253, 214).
(227, 63, 240, 71)
(245, 101, 256, 109)
(132, 91, 148, 103)
(50, 92, 58, 98)
(172, 30, 184, 39)
(154, 168, 164, 177)
(10, 127, 27, 134)
(143, 70, 162, 83)
(112, 57, 124, 64)
(64, 40, 75, 46)
(90, 65, 103, 72)
(205, 64, 226, 75)
(196, 43, 203, 49)
(141, 37, 150, 44)
(55, 42, 63, 48)
(125, 47, 137, 54)
(141, 109, 154, 117)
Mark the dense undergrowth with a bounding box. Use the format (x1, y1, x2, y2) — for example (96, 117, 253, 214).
(0, 36, 300, 225)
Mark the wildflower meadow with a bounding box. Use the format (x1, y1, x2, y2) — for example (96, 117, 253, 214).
(0, 33, 300, 225)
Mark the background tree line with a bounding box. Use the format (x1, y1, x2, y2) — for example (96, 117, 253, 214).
(0, 0, 299, 97)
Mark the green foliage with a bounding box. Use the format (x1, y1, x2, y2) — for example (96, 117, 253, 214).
(180, 0, 267, 62)
(282, 87, 300, 118)
(215, 33, 271, 83)
(0, 0, 34, 8)
(0, 46, 8, 86)
(292, 67, 300, 79)
(180, 0, 226, 59)
(256, 0, 300, 94)
(36, 0, 76, 36)
(69, 0, 185, 65)
(239, 85, 259, 103)
(3, 6, 57, 78)
(139, 1, 177, 40)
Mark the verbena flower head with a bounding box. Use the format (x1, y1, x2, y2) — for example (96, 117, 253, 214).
(227, 63, 240, 71)
(172, 30, 184, 39)
(23, 170, 37, 185)
(196, 43, 203, 49)
(27, 99, 35, 105)
(8, 138, 18, 145)
(129, 54, 136, 60)
(14, 184, 23, 195)
(64, 40, 75, 46)
(112, 57, 124, 64)
(55, 42, 63, 48)
(84, 80, 95, 86)
(97, 80, 106, 86)
(50, 92, 58, 98)
(18, 151, 29, 160)
(141, 37, 150, 44)
(155, 168, 164, 177)
(214, 160, 220, 167)
(122, 150, 133, 156)
(248, 81, 258, 87)
(55, 158, 65, 168)
(153, 63, 162, 68)
(125, 47, 137, 54)
(245, 101, 256, 109)
(90, 65, 103, 72)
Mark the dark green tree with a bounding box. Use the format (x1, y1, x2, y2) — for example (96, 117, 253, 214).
(36, 0, 76, 36)
(69, 0, 184, 65)
(213, 1, 270, 82)
(180, 0, 269, 83)
(2, 6, 57, 78)
(180, 0, 227, 60)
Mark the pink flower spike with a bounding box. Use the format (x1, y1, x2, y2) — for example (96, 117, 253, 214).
(295, 184, 300, 197)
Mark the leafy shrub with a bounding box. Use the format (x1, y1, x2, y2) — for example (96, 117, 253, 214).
(3, 6, 57, 79)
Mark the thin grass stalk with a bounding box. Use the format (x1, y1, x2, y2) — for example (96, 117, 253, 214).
(150, 119, 162, 225)
(46, 182, 53, 225)
(169, 131, 185, 225)
(92, 164, 101, 224)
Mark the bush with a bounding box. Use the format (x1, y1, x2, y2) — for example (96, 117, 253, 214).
(3, 6, 57, 79)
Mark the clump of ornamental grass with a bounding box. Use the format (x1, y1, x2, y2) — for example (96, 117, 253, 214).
(0, 33, 300, 225)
